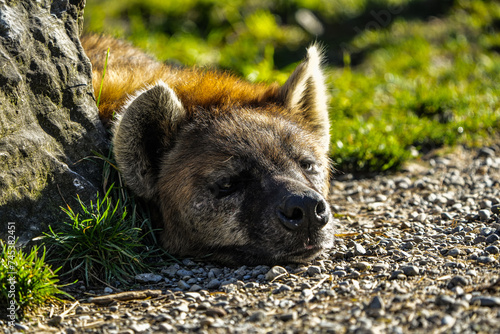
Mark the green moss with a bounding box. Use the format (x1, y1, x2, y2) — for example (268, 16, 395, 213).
(84, 0, 500, 173)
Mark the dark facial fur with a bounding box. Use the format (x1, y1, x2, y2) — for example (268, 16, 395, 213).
(90, 35, 334, 266)
(155, 111, 333, 265)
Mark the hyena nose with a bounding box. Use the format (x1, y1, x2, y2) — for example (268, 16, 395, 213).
(278, 193, 330, 231)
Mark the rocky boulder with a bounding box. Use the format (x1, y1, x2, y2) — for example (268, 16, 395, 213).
(0, 0, 107, 243)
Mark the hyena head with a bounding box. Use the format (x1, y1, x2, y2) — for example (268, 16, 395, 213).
(112, 45, 334, 266)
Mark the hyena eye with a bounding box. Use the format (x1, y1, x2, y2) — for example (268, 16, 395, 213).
(209, 176, 238, 198)
(300, 160, 316, 173)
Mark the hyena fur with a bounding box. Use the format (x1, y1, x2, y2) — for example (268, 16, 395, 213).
(82, 35, 334, 266)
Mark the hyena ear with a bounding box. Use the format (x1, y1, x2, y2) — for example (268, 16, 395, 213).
(112, 81, 186, 199)
(279, 44, 330, 150)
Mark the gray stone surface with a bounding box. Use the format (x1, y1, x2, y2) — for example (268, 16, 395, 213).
(0, 0, 107, 243)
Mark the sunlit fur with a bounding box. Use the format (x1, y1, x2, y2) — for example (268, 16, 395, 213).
(83, 35, 280, 122)
(82, 34, 333, 265)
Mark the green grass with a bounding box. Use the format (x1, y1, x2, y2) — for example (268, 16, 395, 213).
(41, 184, 158, 285)
(328, 1, 500, 171)
(83, 0, 500, 173)
(0, 241, 70, 320)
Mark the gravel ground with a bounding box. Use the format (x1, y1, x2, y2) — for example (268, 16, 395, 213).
(4, 145, 500, 334)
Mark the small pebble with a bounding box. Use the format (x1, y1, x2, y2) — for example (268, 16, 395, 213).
(441, 212, 454, 220)
(353, 261, 371, 271)
(366, 295, 384, 310)
(177, 280, 191, 290)
(485, 245, 499, 254)
(448, 275, 469, 288)
(476, 256, 496, 264)
(401, 265, 420, 276)
(478, 209, 491, 221)
(372, 263, 389, 272)
(205, 307, 227, 317)
(47, 316, 63, 326)
(470, 296, 500, 307)
(159, 323, 175, 332)
(206, 279, 221, 289)
(307, 265, 322, 276)
(265, 266, 288, 281)
(354, 242, 367, 255)
(448, 248, 461, 257)
(130, 323, 150, 332)
(491, 204, 500, 214)
(14, 323, 29, 331)
(248, 311, 267, 322)
(441, 315, 456, 326)
(135, 273, 163, 284)
(486, 233, 499, 244)
(279, 312, 297, 322)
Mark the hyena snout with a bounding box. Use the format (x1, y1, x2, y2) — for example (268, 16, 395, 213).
(277, 192, 330, 231)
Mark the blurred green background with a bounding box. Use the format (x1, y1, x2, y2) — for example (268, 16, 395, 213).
(84, 0, 500, 173)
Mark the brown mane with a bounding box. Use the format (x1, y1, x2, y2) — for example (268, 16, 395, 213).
(82, 35, 279, 122)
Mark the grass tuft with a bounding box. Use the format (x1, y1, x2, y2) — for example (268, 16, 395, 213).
(41, 184, 156, 285)
(0, 241, 70, 320)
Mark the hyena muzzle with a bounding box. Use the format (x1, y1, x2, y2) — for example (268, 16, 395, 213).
(83, 35, 334, 266)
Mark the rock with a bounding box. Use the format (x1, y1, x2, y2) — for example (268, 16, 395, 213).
(478, 209, 491, 221)
(470, 296, 500, 307)
(307, 265, 322, 276)
(477, 256, 496, 264)
(159, 323, 176, 332)
(0, 0, 107, 243)
(486, 234, 499, 244)
(65, 328, 77, 334)
(189, 284, 203, 292)
(441, 315, 456, 326)
(491, 204, 500, 215)
(279, 311, 297, 322)
(401, 265, 419, 276)
(174, 303, 190, 313)
(177, 269, 194, 277)
(265, 266, 288, 281)
(14, 323, 29, 331)
(366, 295, 384, 310)
(447, 275, 469, 288)
(248, 310, 267, 322)
(372, 263, 389, 272)
(75, 306, 90, 314)
(353, 262, 371, 271)
(205, 307, 227, 317)
(478, 147, 495, 157)
(441, 212, 454, 220)
(447, 248, 462, 257)
(435, 295, 455, 306)
(354, 242, 367, 255)
(480, 227, 494, 236)
(135, 273, 163, 284)
(47, 315, 63, 327)
(485, 245, 499, 254)
(130, 323, 150, 333)
(162, 265, 180, 278)
(177, 280, 191, 290)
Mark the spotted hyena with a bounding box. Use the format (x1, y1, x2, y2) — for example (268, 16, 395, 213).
(83, 35, 334, 266)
